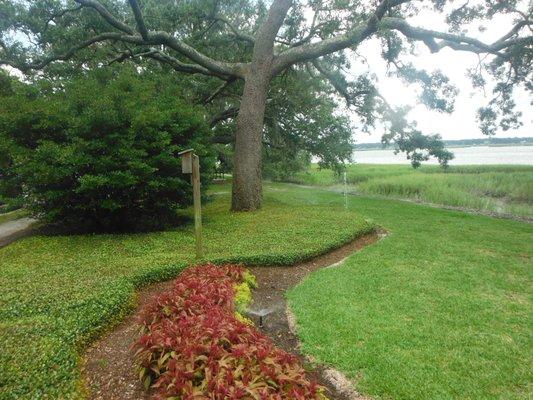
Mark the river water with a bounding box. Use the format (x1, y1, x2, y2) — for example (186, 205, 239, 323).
(353, 145, 533, 165)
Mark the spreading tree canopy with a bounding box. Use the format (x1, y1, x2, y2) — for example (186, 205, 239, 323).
(1, 0, 531, 210)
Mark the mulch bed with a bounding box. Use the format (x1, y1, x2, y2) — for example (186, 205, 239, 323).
(82, 231, 380, 400)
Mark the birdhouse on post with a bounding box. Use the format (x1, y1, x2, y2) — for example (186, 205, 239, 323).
(178, 149, 203, 259)
(179, 148, 193, 174)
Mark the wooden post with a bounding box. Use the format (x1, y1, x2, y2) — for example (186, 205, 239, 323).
(192, 154, 203, 259)
(177, 149, 203, 259)
(343, 170, 347, 209)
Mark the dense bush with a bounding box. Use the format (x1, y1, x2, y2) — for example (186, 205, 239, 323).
(263, 149, 312, 182)
(0, 72, 24, 209)
(0, 67, 214, 231)
(135, 263, 327, 399)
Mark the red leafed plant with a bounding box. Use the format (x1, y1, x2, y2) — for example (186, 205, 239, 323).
(134, 263, 327, 399)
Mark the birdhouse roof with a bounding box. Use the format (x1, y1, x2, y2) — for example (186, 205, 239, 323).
(178, 149, 194, 156)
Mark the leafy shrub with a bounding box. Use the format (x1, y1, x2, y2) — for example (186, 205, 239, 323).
(263, 149, 312, 182)
(234, 281, 253, 313)
(0, 72, 25, 206)
(0, 67, 214, 232)
(135, 263, 327, 399)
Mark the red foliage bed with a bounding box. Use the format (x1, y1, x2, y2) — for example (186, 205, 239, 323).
(134, 263, 326, 399)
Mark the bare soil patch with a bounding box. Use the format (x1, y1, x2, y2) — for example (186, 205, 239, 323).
(83, 231, 380, 400)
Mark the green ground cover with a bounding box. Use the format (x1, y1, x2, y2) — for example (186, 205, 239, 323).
(285, 183, 532, 400)
(1, 181, 531, 400)
(0, 188, 372, 399)
(292, 164, 533, 218)
(0, 209, 27, 224)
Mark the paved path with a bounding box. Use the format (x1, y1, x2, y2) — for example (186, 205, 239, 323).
(0, 217, 37, 248)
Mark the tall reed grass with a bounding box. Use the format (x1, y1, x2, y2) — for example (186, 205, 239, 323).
(292, 164, 533, 218)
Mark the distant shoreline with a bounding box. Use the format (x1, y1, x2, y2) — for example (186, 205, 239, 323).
(351, 144, 533, 165)
(356, 137, 533, 151)
(356, 143, 533, 151)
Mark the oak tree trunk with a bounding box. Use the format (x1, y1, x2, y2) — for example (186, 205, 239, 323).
(231, 70, 270, 211)
(231, 0, 292, 211)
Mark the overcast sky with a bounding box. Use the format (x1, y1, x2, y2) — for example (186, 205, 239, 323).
(348, 3, 532, 144)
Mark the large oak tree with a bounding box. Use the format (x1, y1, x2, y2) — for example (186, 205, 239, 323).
(1, 0, 531, 210)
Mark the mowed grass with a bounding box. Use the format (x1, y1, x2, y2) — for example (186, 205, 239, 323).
(284, 183, 532, 399)
(292, 164, 533, 218)
(1, 181, 531, 399)
(0, 187, 373, 399)
(0, 208, 28, 224)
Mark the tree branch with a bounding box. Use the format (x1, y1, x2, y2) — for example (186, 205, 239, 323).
(149, 31, 244, 78)
(2, 35, 235, 79)
(128, 0, 149, 40)
(380, 17, 532, 56)
(311, 60, 370, 106)
(210, 107, 239, 128)
(73, 0, 243, 78)
(107, 46, 232, 79)
(1, 0, 244, 79)
(107, 48, 136, 64)
(273, 23, 372, 73)
(276, 10, 319, 48)
(203, 78, 236, 104)
(145, 50, 219, 76)
(274, 2, 531, 75)
(272, 0, 408, 73)
(42, 5, 83, 35)
(493, 20, 532, 47)
(74, 0, 135, 35)
(212, 16, 255, 44)
(0, 32, 127, 71)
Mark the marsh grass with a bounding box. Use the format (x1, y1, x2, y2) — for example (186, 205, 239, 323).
(292, 164, 533, 218)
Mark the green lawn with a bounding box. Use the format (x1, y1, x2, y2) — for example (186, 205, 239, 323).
(291, 164, 533, 218)
(0, 187, 373, 399)
(0, 208, 27, 224)
(285, 184, 532, 400)
(1, 182, 531, 399)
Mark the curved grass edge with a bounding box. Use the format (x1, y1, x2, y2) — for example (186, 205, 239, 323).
(286, 187, 532, 400)
(0, 186, 376, 399)
(71, 224, 377, 399)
